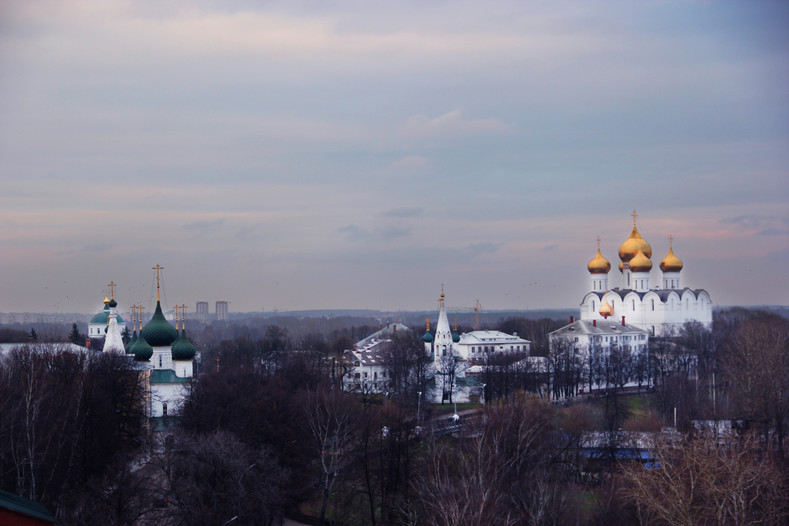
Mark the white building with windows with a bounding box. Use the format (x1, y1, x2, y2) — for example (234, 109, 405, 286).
(458, 330, 531, 363)
(579, 212, 712, 336)
(343, 322, 409, 394)
(548, 318, 651, 393)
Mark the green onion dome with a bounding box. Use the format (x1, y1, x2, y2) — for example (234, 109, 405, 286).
(452, 331, 460, 343)
(125, 330, 138, 353)
(171, 330, 196, 361)
(108, 298, 118, 308)
(141, 301, 178, 347)
(132, 334, 153, 361)
(90, 308, 125, 325)
(422, 331, 433, 342)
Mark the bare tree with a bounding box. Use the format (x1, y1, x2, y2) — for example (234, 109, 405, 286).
(303, 386, 359, 525)
(720, 313, 789, 455)
(0, 345, 146, 520)
(157, 430, 287, 526)
(415, 394, 569, 526)
(622, 432, 789, 526)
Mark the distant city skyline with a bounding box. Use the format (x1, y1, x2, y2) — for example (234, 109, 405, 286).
(1, 1, 787, 314)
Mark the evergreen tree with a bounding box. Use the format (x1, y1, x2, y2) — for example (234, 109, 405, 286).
(69, 323, 83, 345)
(30, 327, 38, 341)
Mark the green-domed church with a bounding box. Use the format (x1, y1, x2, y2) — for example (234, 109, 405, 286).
(123, 265, 197, 419)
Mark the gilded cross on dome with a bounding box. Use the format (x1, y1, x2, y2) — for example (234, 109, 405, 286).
(152, 264, 165, 301)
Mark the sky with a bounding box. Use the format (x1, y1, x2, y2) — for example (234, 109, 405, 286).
(1, 0, 788, 315)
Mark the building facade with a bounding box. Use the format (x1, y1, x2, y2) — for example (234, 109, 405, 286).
(215, 301, 229, 321)
(195, 301, 209, 320)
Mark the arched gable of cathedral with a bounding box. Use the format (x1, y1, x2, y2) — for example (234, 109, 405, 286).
(680, 288, 697, 309)
(581, 292, 604, 314)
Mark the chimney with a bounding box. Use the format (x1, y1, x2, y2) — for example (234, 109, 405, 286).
(85, 339, 91, 349)
(393, 325, 397, 332)
(593, 320, 597, 327)
(570, 316, 574, 323)
(621, 316, 626, 326)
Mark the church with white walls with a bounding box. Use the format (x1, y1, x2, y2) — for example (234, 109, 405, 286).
(579, 211, 712, 336)
(94, 268, 197, 421)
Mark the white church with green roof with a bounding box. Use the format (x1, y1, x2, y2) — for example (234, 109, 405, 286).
(93, 267, 197, 420)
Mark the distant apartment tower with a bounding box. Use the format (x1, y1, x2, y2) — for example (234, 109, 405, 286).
(196, 301, 209, 321)
(216, 301, 229, 321)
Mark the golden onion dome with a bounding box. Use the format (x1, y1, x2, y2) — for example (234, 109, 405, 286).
(587, 239, 611, 274)
(618, 211, 652, 264)
(618, 225, 652, 263)
(659, 237, 683, 272)
(629, 249, 653, 273)
(599, 298, 614, 318)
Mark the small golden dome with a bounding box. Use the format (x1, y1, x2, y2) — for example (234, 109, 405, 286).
(659, 237, 683, 272)
(618, 211, 652, 264)
(103, 295, 110, 304)
(587, 239, 611, 274)
(629, 249, 653, 273)
(599, 298, 614, 318)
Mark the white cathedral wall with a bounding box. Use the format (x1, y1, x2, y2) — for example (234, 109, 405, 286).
(150, 383, 187, 417)
(173, 360, 193, 378)
(152, 346, 172, 370)
(581, 279, 712, 337)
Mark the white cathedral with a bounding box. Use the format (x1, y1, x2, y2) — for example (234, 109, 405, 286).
(579, 212, 712, 336)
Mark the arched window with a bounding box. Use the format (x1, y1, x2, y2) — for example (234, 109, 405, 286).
(162, 402, 168, 417)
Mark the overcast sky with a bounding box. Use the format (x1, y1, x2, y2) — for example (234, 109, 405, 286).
(1, 0, 787, 315)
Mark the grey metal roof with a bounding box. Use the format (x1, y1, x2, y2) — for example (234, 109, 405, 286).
(549, 319, 650, 337)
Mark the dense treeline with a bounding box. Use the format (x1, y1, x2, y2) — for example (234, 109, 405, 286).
(1, 308, 788, 524)
(0, 346, 146, 523)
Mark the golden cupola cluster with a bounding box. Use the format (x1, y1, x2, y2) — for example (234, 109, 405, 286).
(587, 238, 611, 274)
(587, 211, 684, 277)
(659, 236, 683, 272)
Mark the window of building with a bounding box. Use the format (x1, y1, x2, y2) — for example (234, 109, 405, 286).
(162, 402, 168, 417)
